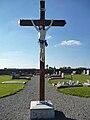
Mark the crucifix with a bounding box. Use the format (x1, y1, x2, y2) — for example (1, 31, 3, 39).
(18, 0, 66, 101)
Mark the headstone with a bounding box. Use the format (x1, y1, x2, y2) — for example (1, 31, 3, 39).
(86, 70, 89, 75)
(82, 70, 86, 74)
(72, 71, 76, 74)
(61, 72, 64, 78)
(56, 71, 58, 75)
(59, 71, 61, 75)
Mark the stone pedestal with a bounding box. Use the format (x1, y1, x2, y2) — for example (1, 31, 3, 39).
(30, 101, 55, 119)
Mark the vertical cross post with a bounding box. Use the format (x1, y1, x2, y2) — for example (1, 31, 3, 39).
(40, 0, 45, 101)
(40, 0, 45, 20)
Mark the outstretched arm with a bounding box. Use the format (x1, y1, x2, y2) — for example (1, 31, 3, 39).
(31, 20, 39, 31)
(46, 20, 53, 31)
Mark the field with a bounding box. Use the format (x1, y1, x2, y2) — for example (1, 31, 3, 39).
(48, 74, 90, 98)
(0, 75, 28, 98)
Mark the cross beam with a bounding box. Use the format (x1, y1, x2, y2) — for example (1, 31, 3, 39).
(19, 0, 66, 101)
(19, 19, 66, 26)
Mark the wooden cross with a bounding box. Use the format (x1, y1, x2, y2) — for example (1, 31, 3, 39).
(19, 0, 66, 101)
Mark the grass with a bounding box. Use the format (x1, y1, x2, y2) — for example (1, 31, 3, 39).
(0, 84, 24, 98)
(0, 75, 28, 98)
(57, 87, 90, 98)
(0, 75, 28, 83)
(65, 74, 90, 83)
(48, 74, 90, 84)
(48, 74, 90, 98)
(0, 75, 12, 82)
(48, 79, 69, 84)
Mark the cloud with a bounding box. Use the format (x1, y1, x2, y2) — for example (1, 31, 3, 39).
(1, 51, 24, 60)
(46, 35, 52, 40)
(0, 58, 8, 61)
(3, 51, 23, 55)
(55, 40, 82, 47)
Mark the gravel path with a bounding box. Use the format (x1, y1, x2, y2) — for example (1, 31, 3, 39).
(0, 76, 90, 120)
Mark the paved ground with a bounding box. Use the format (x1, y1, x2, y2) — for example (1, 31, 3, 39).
(0, 76, 90, 120)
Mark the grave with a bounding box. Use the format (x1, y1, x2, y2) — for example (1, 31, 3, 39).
(18, 0, 66, 119)
(83, 80, 90, 87)
(82, 70, 86, 75)
(1, 81, 25, 84)
(54, 80, 83, 89)
(82, 70, 90, 75)
(86, 70, 90, 75)
(48, 72, 64, 80)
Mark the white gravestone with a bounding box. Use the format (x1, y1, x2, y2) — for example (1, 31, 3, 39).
(86, 70, 89, 75)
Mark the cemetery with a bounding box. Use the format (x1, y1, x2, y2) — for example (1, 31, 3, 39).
(12, 72, 32, 80)
(52, 79, 90, 88)
(48, 74, 90, 98)
(48, 72, 65, 80)
(53, 80, 83, 88)
(0, 0, 90, 120)
(0, 75, 90, 120)
(0, 75, 28, 98)
(49, 72, 90, 88)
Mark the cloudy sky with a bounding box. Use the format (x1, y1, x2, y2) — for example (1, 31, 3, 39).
(0, 0, 90, 69)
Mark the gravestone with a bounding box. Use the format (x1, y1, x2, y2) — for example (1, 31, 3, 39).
(61, 72, 64, 78)
(82, 70, 86, 74)
(86, 70, 90, 75)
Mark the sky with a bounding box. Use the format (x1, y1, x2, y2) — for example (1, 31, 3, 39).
(0, 0, 90, 69)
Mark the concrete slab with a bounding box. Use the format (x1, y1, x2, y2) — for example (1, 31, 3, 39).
(1, 81, 25, 84)
(30, 101, 55, 119)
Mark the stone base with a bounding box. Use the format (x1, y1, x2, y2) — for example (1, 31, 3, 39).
(30, 101, 55, 119)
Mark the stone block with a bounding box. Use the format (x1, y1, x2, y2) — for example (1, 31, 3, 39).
(30, 101, 55, 119)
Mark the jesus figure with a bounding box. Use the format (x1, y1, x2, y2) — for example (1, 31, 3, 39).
(31, 20, 53, 62)
(31, 20, 53, 46)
